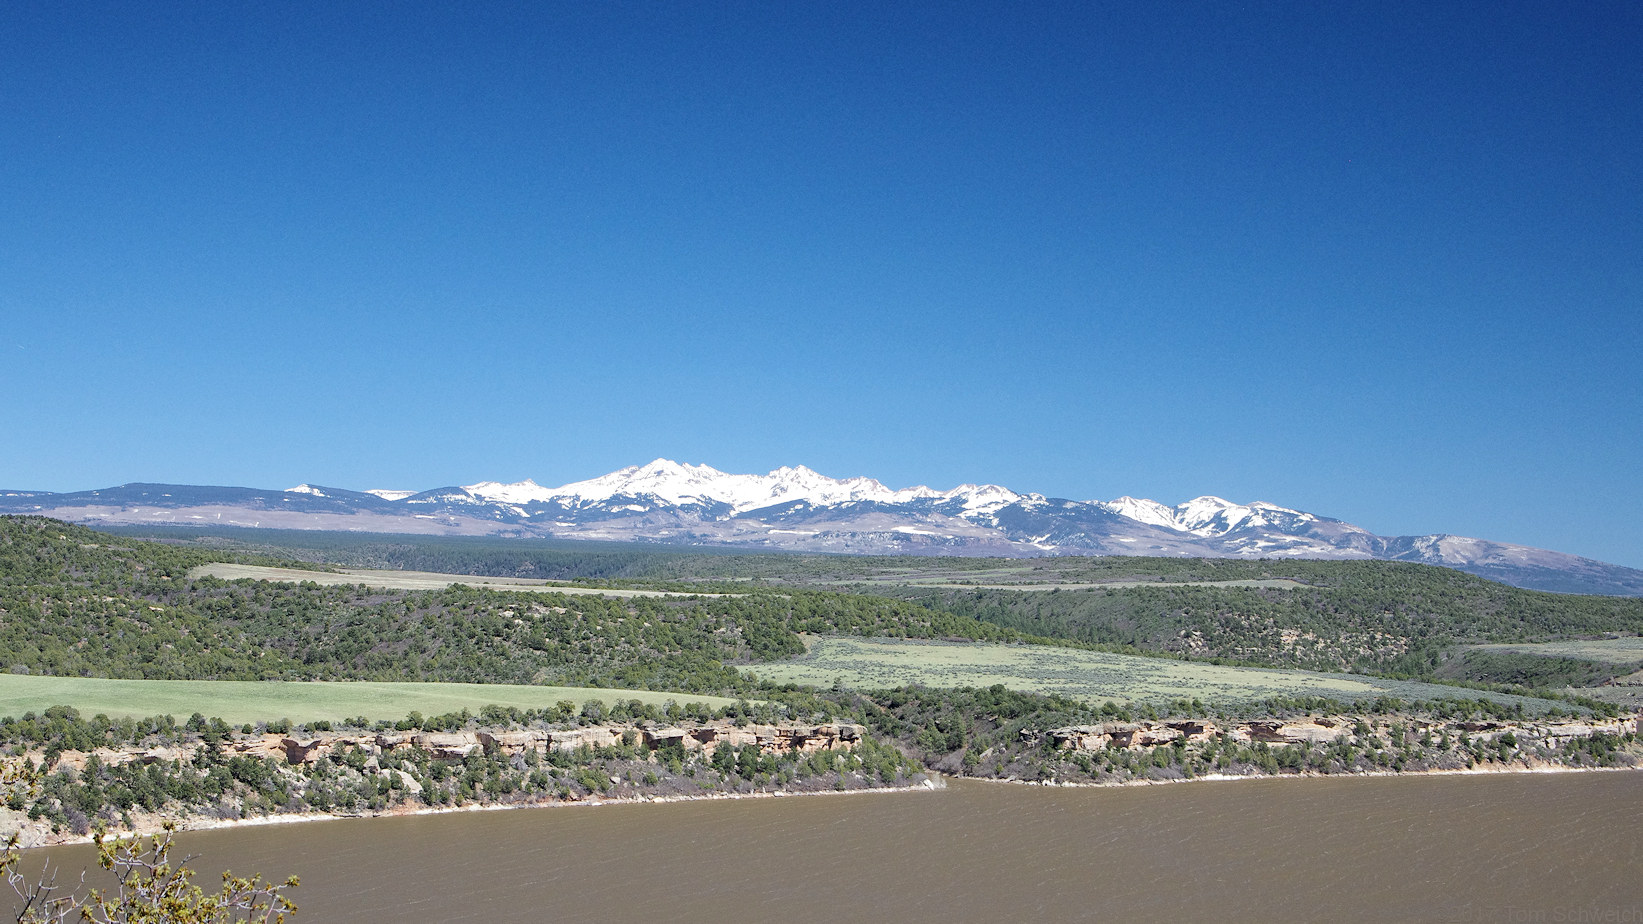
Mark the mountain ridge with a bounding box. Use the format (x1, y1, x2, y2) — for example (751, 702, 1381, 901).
(4, 459, 1640, 596)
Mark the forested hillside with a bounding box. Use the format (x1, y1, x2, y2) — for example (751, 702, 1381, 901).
(0, 518, 1024, 694)
(4, 515, 1639, 841)
(13, 517, 1643, 703)
(897, 562, 1643, 679)
(100, 526, 729, 582)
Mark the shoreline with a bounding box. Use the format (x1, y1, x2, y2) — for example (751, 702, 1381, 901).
(9, 777, 945, 850)
(15, 759, 1641, 850)
(974, 758, 1643, 790)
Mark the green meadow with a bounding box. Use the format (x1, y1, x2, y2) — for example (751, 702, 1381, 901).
(0, 675, 738, 724)
(756, 636, 1560, 710)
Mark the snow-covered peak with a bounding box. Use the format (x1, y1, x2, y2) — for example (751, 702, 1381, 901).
(1178, 497, 1314, 536)
(286, 484, 326, 497)
(1099, 495, 1316, 537)
(1101, 496, 1180, 529)
(450, 460, 1023, 515)
(940, 483, 1023, 513)
(548, 459, 904, 512)
(1174, 496, 1247, 533)
(462, 478, 556, 505)
(756, 464, 890, 506)
(537, 459, 747, 508)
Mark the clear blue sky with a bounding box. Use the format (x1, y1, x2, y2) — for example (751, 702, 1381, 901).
(3, 3, 1640, 567)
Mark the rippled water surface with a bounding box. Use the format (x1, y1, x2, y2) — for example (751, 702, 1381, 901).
(21, 772, 1643, 923)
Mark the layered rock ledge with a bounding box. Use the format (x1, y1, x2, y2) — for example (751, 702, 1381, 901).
(1041, 715, 1638, 753)
(43, 721, 867, 772)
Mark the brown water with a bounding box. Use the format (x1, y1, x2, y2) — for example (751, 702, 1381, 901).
(19, 772, 1643, 923)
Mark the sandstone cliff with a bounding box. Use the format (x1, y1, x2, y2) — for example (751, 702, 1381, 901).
(40, 720, 867, 771)
(1043, 715, 1637, 754)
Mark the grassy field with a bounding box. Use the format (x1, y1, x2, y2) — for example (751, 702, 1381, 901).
(191, 563, 736, 598)
(0, 675, 739, 724)
(1466, 638, 1643, 665)
(757, 636, 1561, 710)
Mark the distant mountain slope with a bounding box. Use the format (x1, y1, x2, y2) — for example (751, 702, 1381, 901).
(5, 459, 1641, 596)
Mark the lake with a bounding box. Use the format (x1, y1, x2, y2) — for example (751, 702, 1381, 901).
(18, 771, 1643, 923)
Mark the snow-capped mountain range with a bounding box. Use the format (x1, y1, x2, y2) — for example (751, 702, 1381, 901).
(4, 458, 1640, 596)
(454, 461, 1025, 516)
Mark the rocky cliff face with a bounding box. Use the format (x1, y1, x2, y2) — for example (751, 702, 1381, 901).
(42, 720, 867, 772)
(8, 716, 913, 848)
(1042, 714, 1638, 757)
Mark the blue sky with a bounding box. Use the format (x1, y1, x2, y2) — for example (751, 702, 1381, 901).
(3, 3, 1640, 567)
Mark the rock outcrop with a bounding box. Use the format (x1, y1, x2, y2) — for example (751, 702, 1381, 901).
(35, 720, 867, 771)
(1237, 720, 1349, 745)
(1047, 715, 1636, 753)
